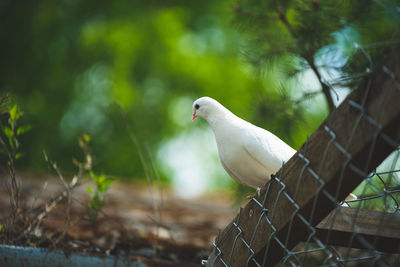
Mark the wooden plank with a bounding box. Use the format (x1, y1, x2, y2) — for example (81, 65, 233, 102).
(314, 229, 400, 254)
(314, 207, 400, 253)
(317, 207, 400, 239)
(207, 49, 400, 267)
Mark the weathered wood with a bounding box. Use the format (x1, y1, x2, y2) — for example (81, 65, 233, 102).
(207, 48, 400, 267)
(317, 207, 400, 240)
(314, 207, 400, 253)
(314, 229, 400, 254)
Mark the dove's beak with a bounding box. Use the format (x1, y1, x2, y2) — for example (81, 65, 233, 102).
(192, 111, 196, 121)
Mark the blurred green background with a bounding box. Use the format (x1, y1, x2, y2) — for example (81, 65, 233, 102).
(1, 0, 399, 199)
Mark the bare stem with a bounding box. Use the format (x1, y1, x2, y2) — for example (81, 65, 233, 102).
(0, 136, 20, 223)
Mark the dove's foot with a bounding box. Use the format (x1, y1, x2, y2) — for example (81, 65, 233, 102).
(247, 188, 261, 199)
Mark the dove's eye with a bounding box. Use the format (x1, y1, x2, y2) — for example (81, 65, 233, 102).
(195, 104, 200, 110)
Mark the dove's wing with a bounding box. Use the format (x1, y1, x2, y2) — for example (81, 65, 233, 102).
(243, 124, 296, 174)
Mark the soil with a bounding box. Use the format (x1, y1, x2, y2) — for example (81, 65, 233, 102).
(0, 172, 239, 265)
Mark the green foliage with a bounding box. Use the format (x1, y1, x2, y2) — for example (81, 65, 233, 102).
(78, 134, 114, 220)
(2, 0, 398, 199)
(0, 96, 31, 161)
(0, 0, 320, 183)
(351, 152, 400, 212)
(87, 171, 114, 220)
(233, 0, 400, 111)
(0, 96, 31, 218)
(1, 101, 28, 155)
(351, 176, 400, 212)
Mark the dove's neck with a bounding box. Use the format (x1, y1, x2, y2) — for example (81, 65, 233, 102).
(205, 104, 242, 132)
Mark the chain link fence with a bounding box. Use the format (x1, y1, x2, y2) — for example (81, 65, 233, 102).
(204, 46, 400, 267)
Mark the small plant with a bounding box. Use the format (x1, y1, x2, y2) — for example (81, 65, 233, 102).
(87, 171, 114, 220)
(77, 134, 114, 220)
(0, 95, 31, 221)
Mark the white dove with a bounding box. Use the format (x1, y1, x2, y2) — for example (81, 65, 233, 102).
(192, 96, 296, 192)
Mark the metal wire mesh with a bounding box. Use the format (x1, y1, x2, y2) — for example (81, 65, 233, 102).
(205, 44, 400, 267)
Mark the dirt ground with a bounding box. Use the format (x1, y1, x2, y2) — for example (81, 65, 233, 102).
(0, 172, 239, 265)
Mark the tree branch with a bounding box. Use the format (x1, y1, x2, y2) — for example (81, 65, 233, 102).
(305, 56, 335, 112)
(275, 7, 335, 113)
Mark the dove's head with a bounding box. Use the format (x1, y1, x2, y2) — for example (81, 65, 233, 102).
(192, 97, 221, 121)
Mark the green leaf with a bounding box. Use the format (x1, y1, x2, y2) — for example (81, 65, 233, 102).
(79, 134, 91, 148)
(3, 126, 13, 139)
(86, 186, 94, 196)
(99, 177, 114, 192)
(17, 125, 32, 136)
(15, 152, 23, 160)
(14, 138, 19, 150)
(9, 104, 20, 121)
(83, 134, 91, 143)
(97, 173, 106, 184)
(89, 170, 96, 180)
